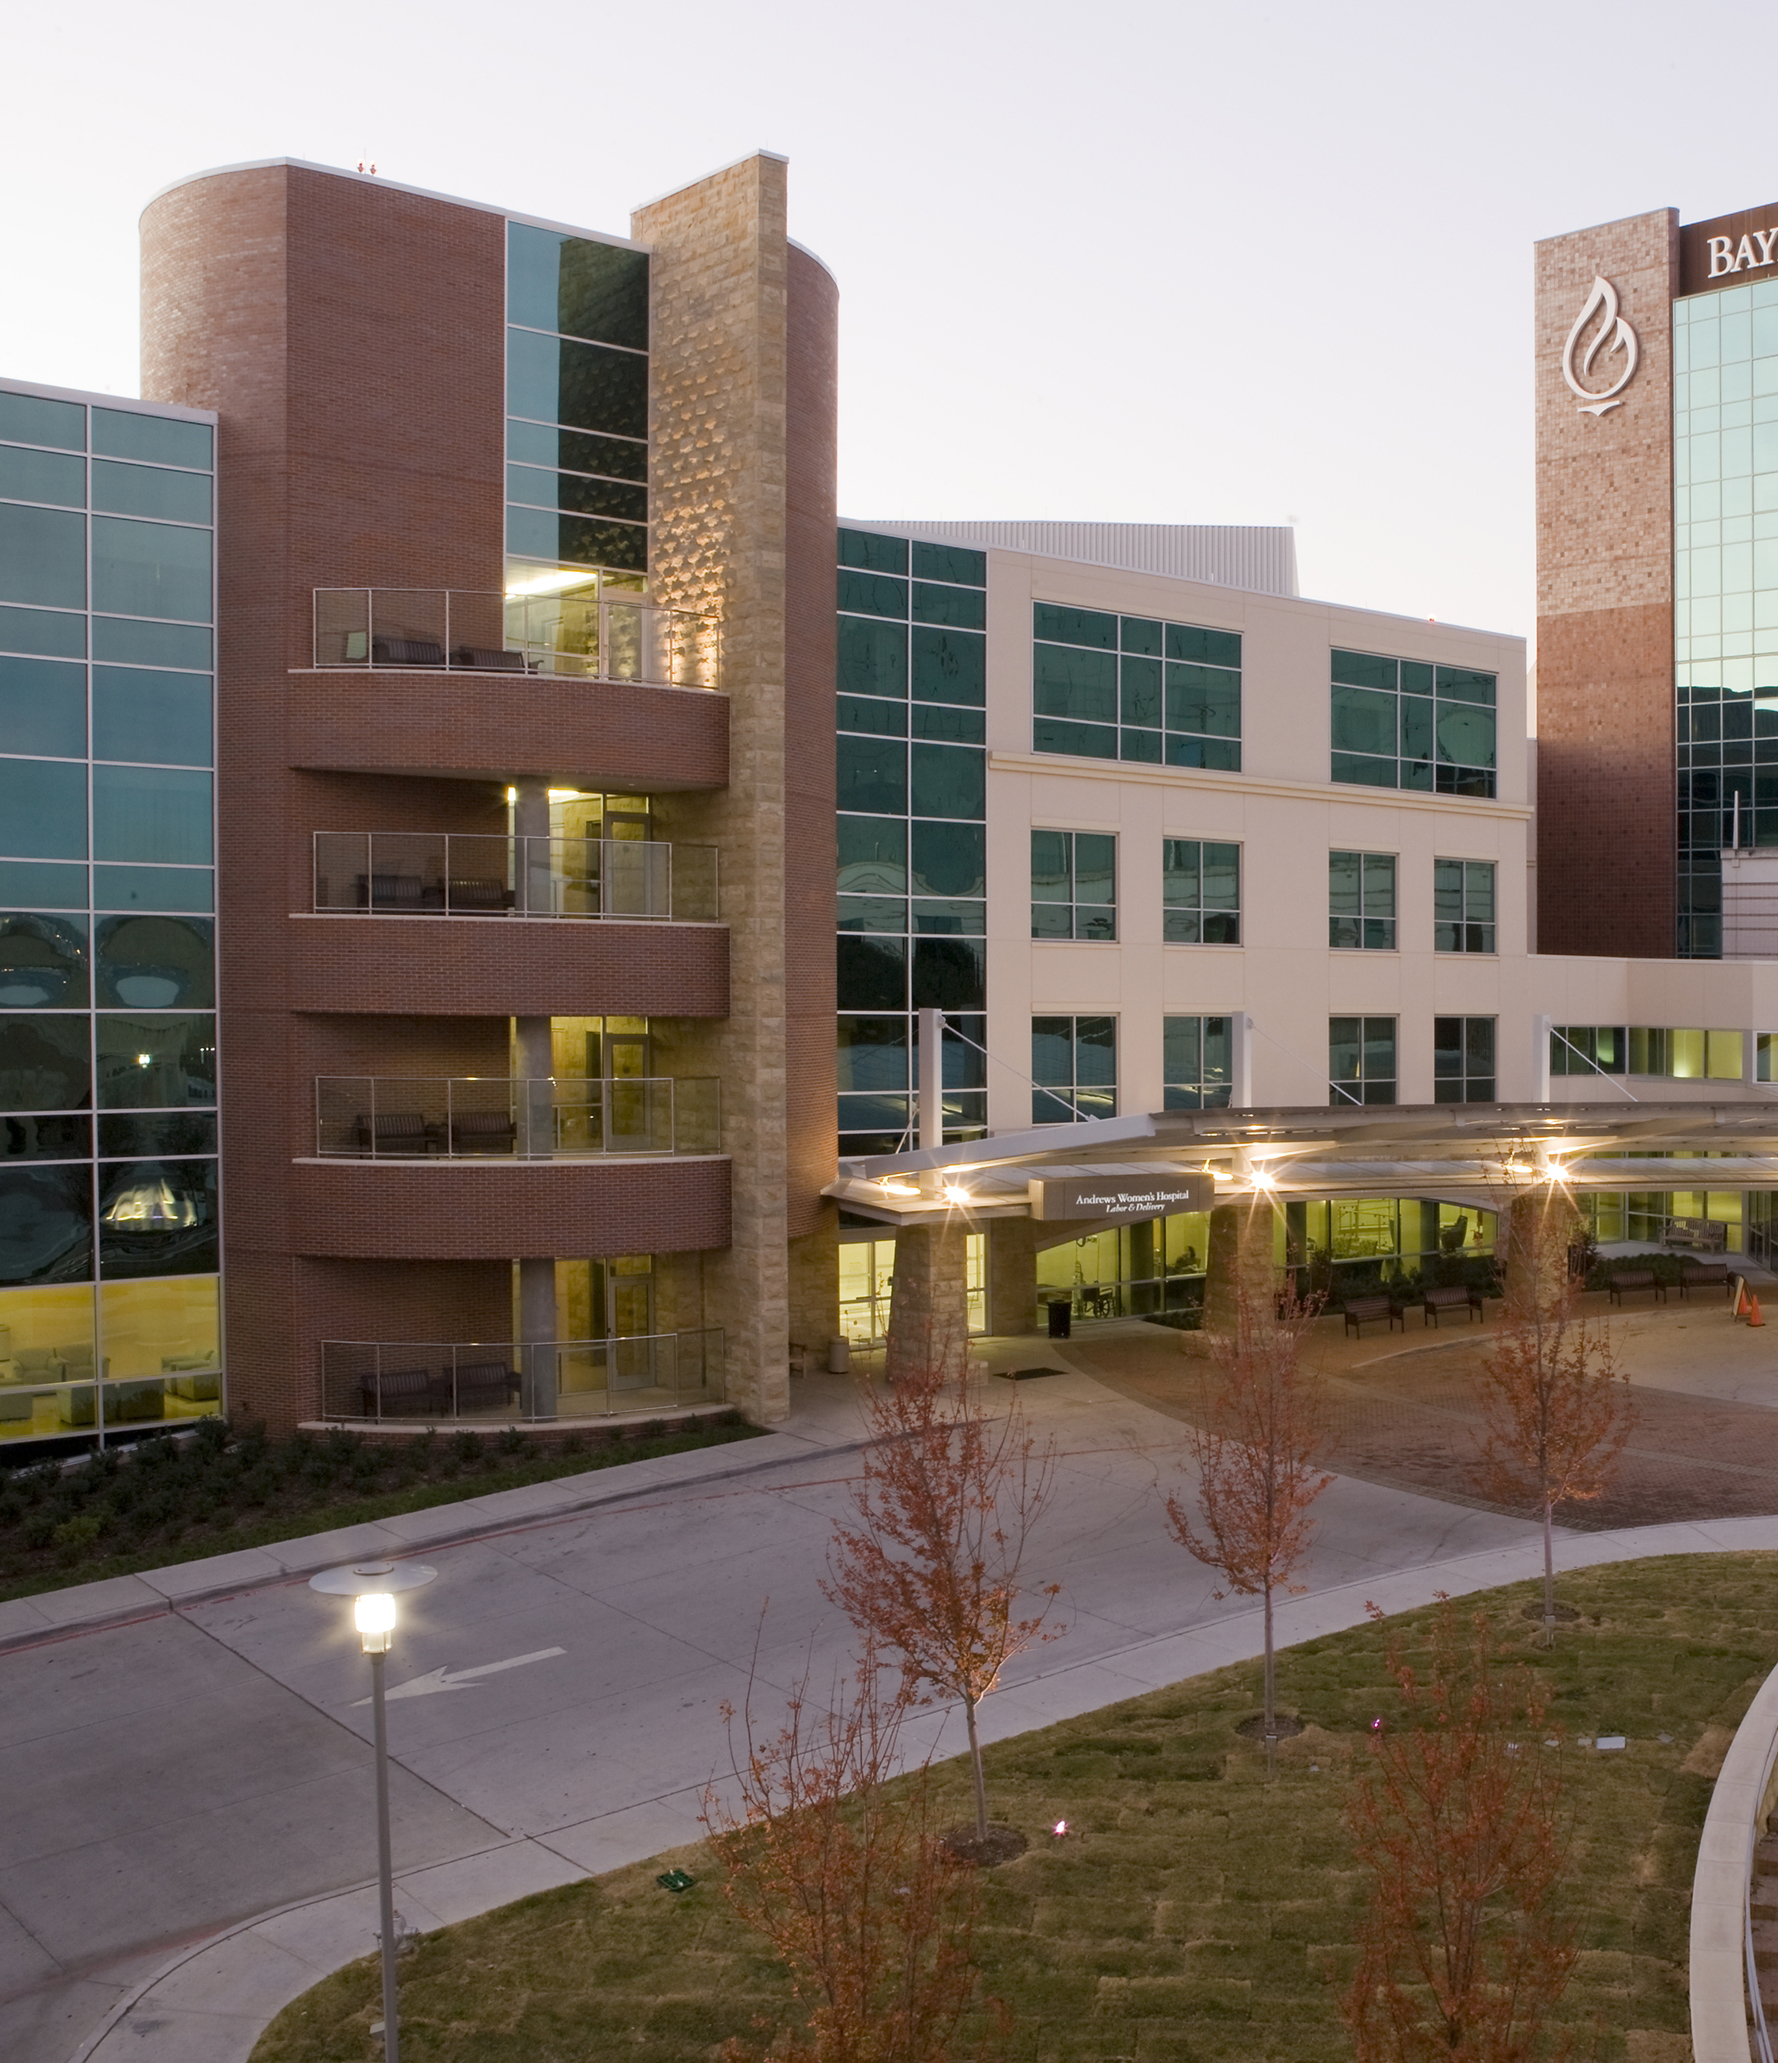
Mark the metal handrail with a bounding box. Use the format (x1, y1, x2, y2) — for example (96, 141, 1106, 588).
(311, 832, 718, 923)
(311, 588, 721, 689)
(313, 1075, 722, 1159)
(319, 1328, 725, 1423)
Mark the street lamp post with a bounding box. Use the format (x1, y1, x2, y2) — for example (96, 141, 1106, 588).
(311, 1558, 437, 2061)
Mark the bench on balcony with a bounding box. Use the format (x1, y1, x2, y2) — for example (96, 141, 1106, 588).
(448, 1111, 517, 1155)
(1680, 1261, 1733, 1300)
(354, 1111, 435, 1156)
(1607, 1268, 1667, 1305)
(446, 1360, 521, 1412)
(1343, 1294, 1403, 1338)
(445, 876, 511, 913)
(357, 872, 433, 911)
(360, 1366, 440, 1416)
(453, 645, 528, 672)
(1422, 1284, 1484, 1326)
(371, 635, 445, 666)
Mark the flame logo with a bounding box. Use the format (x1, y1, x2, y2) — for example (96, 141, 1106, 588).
(1561, 275, 1639, 417)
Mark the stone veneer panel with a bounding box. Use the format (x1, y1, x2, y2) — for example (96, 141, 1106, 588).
(634, 155, 797, 1422)
(1534, 208, 1678, 958)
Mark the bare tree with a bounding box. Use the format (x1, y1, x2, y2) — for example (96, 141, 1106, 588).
(1475, 1193, 1632, 1645)
(1165, 1281, 1332, 1759)
(702, 1644, 998, 2063)
(824, 1332, 1062, 1846)
(1342, 1596, 1578, 2063)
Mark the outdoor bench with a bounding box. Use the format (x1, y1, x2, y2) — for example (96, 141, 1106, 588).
(1422, 1284, 1484, 1326)
(1343, 1294, 1403, 1338)
(1607, 1268, 1667, 1305)
(1679, 1262, 1733, 1300)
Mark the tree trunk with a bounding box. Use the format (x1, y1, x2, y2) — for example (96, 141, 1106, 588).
(1542, 1496, 1556, 1648)
(964, 1693, 988, 1841)
(1263, 1580, 1277, 1772)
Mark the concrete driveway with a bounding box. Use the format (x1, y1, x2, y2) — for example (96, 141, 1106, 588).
(0, 1343, 1544, 2063)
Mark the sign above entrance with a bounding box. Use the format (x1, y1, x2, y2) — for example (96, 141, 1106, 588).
(1028, 1173, 1213, 1223)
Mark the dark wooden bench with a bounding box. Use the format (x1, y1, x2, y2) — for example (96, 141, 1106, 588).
(1679, 1262, 1733, 1300)
(455, 645, 528, 671)
(355, 1111, 434, 1156)
(1422, 1284, 1484, 1327)
(449, 1110, 517, 1155)
(1607, 1268, 1667, 1305)
(446, 1360, 520, 1412)
(372, 634, 445, 666)
(1343, 1294, 1403, 1338)
(360, 1366, 440, 1417)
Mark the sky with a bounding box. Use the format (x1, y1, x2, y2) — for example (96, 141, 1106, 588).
(1, 0, 1772, 654)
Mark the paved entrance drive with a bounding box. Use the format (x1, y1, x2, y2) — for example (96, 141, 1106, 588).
(1077, 1288, 1778, 1528)
(0, 1351, 1538, 2063)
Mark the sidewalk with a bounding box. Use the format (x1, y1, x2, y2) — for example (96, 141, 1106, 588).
(71, 1504, 1778, 2063)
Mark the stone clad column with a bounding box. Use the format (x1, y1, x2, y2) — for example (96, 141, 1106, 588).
(1200, 1200, 1279, 1340)
(1502, 1190, 1584, 1322)
(884, 1223, 969, 1383)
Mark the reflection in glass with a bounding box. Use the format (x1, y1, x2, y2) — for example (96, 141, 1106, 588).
(0, 1013, 88, 1109)
(1, 1115, 90, 1161)
(97, 1112, 216, 1157)
(95, 915, 214, 1009)
(0, 916, 88, 1009)
(0, 1163, 92, 1283)
(96, 1015, 217, 1107)
(97, 1157, 217, 1277)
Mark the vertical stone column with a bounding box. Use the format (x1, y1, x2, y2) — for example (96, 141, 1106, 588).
(1502, 1191, 1584, 1322)
(885, 1223, 969, 1383)
(1201, 1201, 1279, 1340)
(634, 155, 798, 1424)
(989, 1219, 1038, 1337)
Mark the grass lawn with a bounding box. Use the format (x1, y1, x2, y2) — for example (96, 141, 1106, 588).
(0, 1413, 763, 1604)
(247, 1552, 1766, 2063)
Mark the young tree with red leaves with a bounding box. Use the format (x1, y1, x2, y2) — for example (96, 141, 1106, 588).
(1475, 1195, 1633, 1646)
(1342, 1596, 1578, 2063)
(702, 1646, 998, 2063)
(823, 1332, 1062, 1846)
(1165, 1281, 1332, 1758)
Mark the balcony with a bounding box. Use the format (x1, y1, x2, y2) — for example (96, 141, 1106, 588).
(313, 589, 720, 690)
(313, 832, 718, 922)
(319, 1328, 724, 1424)
(314, 1076, 721, 1160)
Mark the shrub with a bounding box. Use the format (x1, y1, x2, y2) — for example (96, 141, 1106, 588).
(53, 1513, 105, 1562)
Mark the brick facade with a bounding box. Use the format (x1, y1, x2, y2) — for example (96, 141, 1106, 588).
(1533, 208, 1679, 958)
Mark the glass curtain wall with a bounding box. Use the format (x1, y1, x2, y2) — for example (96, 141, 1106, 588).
(0, 385, 219, 1447)
(504, 222, 650, 647)
(1673, 276, 1778, 956)
(838, 1233, 985, 1344)
(836, 529, 987, 1155)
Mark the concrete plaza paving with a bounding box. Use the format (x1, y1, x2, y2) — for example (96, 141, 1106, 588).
(0, 1331, 1759, 2063)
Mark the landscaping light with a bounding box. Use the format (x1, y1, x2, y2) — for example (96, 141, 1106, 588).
(1052, 1819, 1068, 1839)
(355, 1589, 397, 1653)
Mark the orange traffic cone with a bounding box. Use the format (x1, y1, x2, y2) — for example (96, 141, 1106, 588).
(1751, 1296, 1766, 1329)
(1737, 1281, 1750, 1318)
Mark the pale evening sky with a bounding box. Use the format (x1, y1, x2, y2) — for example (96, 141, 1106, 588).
(1, 0, 1771, 656)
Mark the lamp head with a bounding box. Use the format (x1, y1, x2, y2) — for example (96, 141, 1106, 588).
(355, 1589, 398, 1654)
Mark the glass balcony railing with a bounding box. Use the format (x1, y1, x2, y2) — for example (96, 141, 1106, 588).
(314, 1076, 721, 1159)
(312, 833, 719, 922)
(312, 589, 721, 689)
(319, 1329, 724, 1423)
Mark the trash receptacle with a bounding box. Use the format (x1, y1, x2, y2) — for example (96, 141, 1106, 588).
(828, 1336, 851, 1374)
(1046, 1299, 1071, 1341)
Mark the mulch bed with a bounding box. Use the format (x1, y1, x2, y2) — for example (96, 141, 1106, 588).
(943, 1824, 1029, 1867)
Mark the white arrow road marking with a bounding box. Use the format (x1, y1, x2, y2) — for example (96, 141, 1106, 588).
(353, 1647, 567, 1705)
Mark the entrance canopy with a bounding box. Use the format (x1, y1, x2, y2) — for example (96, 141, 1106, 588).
(824, 1101, 1778, 1228)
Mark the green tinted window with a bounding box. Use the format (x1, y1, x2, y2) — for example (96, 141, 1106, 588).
(838, 616, 907, 698)
(1166, 624, 1241, 667)
(506, 223, 649, 351)
(1162, 838, 1240, 945)
(0, 657, 84, 759)
(0, 391, 84, 451)
(0, 503, 84, 609)
(838, 570, 908, 619)
(1329, 850, 1396, 949)
(1033, 603, 1116, 649)
(910, 541, 985, 586)
(911, 581, 985, 630)
(93, 668, 212, 767)
(505, 506, 647, 573)
(504, 420, 648, 481)
(91, 461, 211, 525)
(1165, 662, 1240, 736)
(1331, 651, 1495, 796)
(91, 517, 211, 622)
(838, 815, 906, 893)
(910, 744, 984, 820)
(92, 618, 210, 669)
(911, 627, 984, 705)
(0, 758, 86, 858)
(838, 935, 906, 1010)
(0, 604, 83, 658)
(1121, 617, 1163, 657)
(1331, 684, 1396, 755)
(912, 821, 984, 898)
(506, 329, 648, 438)
(839, 529, 908, 575)
(0, 445, 83, 507)
(95, 866, 213, 913)
(1332, 649, 1397, 689)
(1034, 643, 1116, 721)
(92, 766, 212, 865)
(506, 463, 647, 523)
(837, 736, 907, 816)
(91, 409, 211, 471)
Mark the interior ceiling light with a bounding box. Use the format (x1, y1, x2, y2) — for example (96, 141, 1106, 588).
(504, 568, 590, 597)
